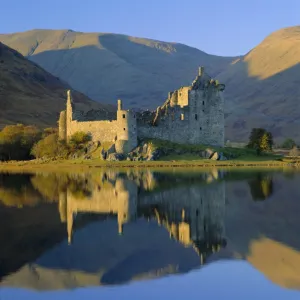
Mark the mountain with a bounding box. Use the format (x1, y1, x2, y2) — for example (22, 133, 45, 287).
(0, 29, 237, 110)
(0, 42, 114, 129)
(0, 27, 299, 142)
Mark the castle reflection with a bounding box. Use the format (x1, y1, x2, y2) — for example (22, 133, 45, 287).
(57, 170, 227, 264)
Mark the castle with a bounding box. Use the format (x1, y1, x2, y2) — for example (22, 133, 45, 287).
(58, 67, 225, 153)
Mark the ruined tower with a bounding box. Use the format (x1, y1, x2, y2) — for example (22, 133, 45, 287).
(115, 99, 138, 154)
(137, 66, 225, 147)
(58, 89, 73, 142)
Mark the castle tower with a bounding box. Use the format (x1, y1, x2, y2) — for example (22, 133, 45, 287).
(65, 90, 73, 142)
(115, 99, 138, 154)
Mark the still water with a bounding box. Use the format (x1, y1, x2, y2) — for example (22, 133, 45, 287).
(0, 169, 300, 299)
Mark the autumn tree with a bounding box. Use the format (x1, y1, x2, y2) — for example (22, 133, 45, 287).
(0, 124, 41, 160)
(247, 128, 273, 155)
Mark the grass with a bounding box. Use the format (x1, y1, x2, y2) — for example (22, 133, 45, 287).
(0, 139, 298, 173)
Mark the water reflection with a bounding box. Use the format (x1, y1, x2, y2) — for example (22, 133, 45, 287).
(0, 169, 300, 294)
(248, 173, 274, 201)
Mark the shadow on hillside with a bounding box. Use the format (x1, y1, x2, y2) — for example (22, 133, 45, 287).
(30, 35, 235, 110)
(221, 60, 300, 142)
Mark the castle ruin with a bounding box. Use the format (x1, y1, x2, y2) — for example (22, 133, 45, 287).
(58, 67, 225, 153)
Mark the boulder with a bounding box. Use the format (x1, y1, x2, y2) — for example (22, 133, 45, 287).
(107, 153, 125, 161)
(204, 148, 215, 159)
(107, 144, 116, 155)
(210, 152, 220, 161)
(219, 152, 228, 161)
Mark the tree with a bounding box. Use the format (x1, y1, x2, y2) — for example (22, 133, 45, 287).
(0, 124, 41, 160)
(281, 138, 296, 149)
(260, 132, 273, 152)
(247, 128, 273, 154)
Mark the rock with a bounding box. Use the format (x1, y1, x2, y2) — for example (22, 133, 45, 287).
(142, 143, 148, 154)
(107, 144, 116, 155)
(107, 153, 125, 161)
(100, 148, 106, 160)
(204, 148, 214, 159)
(211, 152, 220, 160)
(219, 152, 228, 161)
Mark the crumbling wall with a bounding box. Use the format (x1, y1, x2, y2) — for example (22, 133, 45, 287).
(138, 84, 224, 146)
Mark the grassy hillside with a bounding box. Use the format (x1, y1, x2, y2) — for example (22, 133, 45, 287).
(0, 42, 114, 128)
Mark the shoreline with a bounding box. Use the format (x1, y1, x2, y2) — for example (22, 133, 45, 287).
(0, 158, 298, 173)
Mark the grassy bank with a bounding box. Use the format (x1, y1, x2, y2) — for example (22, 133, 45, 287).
(0, 139, 299, 173)
(0, 156, 298, 174)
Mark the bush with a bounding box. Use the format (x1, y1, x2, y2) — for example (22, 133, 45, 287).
(31, 133, 68, 159)
(43, 127, 58, 138)
(0, 124, 41, 160)
(289, 146, 299, 157)
(69, 131, 91, 150)
(281, 138, 296, 149)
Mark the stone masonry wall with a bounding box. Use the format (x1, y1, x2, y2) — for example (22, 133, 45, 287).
(67, 119, 118, 143)
(138, 84, 224, 147)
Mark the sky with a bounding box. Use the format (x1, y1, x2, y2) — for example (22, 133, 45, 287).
(1, 0, 299, 56)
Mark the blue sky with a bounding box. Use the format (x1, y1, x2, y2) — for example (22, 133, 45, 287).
(1, 0, 299, 56)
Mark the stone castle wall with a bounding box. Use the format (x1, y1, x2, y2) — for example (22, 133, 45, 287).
(59, 67, 225, 150)
(67, 119, 118, 143)
(138, 78, 225, 146)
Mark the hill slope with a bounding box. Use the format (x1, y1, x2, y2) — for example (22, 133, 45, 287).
(0, 29, 237, 110)
(1, 27, 300, 142)
(0, 42, 114, 128)
(218, 26, 300, 143)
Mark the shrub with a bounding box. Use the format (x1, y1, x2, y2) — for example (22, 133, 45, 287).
(69, 131, 91, 150)
(0, 124, 41, 160)
(43, 127, 58, 138)
(31, 133, 68, 159)
(289, 146, 299, 157)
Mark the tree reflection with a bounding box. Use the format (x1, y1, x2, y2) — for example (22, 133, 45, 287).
(248, 173, 273, 201)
